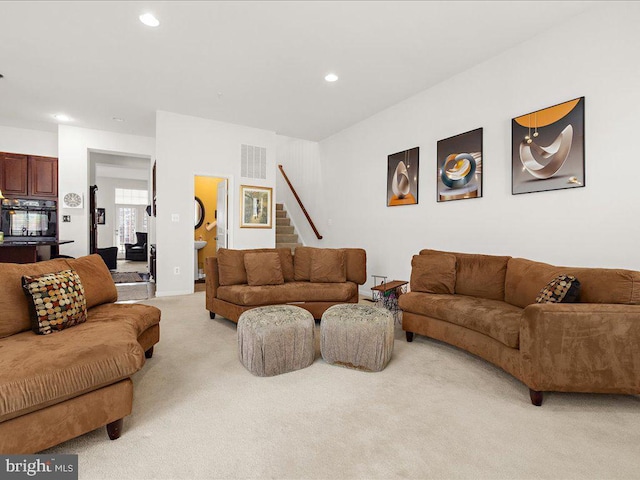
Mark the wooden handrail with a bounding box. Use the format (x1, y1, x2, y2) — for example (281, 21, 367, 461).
(278, 164, 323, 240)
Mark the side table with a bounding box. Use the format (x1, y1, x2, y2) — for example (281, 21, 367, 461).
(371, 279, 408, 323)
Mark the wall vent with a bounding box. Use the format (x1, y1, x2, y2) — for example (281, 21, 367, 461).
(241, 144, 266, 179)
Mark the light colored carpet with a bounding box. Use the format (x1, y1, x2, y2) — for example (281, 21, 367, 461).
(44, 293, 640, 479)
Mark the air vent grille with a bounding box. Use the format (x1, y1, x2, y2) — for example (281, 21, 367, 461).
(241, 144, 266, 179)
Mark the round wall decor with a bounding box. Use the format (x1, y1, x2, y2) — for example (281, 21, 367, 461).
(63, 192, 83, 208)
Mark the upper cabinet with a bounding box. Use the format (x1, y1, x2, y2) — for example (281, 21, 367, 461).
(0, 153, 29, 196)
(0, 152, 58, 198)
(29, 156, 58, 197)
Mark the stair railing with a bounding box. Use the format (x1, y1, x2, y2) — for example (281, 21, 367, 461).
(278, 164, 322, 240)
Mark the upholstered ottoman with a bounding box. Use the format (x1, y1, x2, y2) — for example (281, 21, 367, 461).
(237, 305, 315, 377)
(320, 304, 394, 372)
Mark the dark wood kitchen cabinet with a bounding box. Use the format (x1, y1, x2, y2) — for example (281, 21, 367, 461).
(0, 153, 28, 196)
(0, 152, 58, 198)
(29, 156, 58, 197)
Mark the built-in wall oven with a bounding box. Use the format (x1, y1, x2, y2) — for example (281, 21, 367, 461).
(0, 198, 57, 242)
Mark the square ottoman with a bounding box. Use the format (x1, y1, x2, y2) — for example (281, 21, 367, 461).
(237, 305, 315, 377)
(320, 304, 394, 372)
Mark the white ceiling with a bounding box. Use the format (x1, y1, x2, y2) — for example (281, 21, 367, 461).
(0, 1, 603, 142)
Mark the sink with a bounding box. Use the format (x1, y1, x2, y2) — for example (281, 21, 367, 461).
(194, 240, 207, 280)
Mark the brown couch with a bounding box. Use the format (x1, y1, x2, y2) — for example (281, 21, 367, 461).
(0, 254, 160, 453)
(206, 246, 367, 322)
(399, 249, 640, 405)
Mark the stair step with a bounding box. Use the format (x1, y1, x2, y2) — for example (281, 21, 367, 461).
(276, 242, 302, 252)
(276, 210, 287, 218)
(276, 233, 298, 243)
(276, 218, 290, 226)
(276, 203, 284, 210)
(276, 225, 295, 235)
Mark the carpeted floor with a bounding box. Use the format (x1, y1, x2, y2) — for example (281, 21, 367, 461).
(44, 293, 640, 479)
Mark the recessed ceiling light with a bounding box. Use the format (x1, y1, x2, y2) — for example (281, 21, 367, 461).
(53, 114, 71, 122)
(139, 13, 160, 27)
(324, 73, 339, 82)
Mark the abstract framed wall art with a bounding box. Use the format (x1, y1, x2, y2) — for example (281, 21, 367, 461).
(387, 147, 419, 206)
(240, 185, 272, 228)
(512, 97, 585, 195)
(437, 128, 483, 202)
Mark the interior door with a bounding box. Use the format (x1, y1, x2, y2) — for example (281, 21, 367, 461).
(216, 179, 227, 250)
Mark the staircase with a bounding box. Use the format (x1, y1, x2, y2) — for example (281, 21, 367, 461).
(276, 203, 302, 252)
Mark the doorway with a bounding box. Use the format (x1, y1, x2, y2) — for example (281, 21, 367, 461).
(88, 151, 152, 274)
(194, 175, 228, 287)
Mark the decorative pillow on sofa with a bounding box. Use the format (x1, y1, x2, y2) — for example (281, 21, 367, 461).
(535, 274, 581, 304)
(21, 269, 87, 335)
(410, 254, 456, 294)
(217, 248, 248, 286)
(310, 249, 346, 283)
(244, 252, 285, 286)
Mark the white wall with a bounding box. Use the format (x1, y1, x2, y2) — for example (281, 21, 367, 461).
(0, 125, 57, 157)
(155, 111, 277, 296)
(57, 126, 155, 258)
(310, 3, 640, 290)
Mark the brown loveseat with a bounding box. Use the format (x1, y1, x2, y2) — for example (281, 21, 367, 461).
(0, 254, 160, 453)
(399, 249, 640, 405)
(206, 246, 367, 322)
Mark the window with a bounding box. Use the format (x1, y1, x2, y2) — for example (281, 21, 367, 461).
(115, 188, 148, 205)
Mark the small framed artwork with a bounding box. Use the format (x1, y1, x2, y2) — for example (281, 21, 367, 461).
(240, 185, 272, 228)
(387, 147, 419, 206)
(512, 97, 585, 195)
(437, 128, 483, 202)
(96, 208, 106, 225)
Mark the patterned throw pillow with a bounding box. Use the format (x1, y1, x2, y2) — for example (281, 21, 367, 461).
(535, 274, 581, 304)
(22, 269, 87, 335)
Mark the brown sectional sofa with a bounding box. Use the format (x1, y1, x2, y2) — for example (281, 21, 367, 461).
(399, 249, 640, 405)
(206, 246, 366, 322)
(0, 254, 160, 453)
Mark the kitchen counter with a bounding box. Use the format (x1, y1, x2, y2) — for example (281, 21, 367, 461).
(0, 240, 74, 263)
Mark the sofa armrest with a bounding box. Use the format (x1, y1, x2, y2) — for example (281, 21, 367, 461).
(205, 257, 220, 309)
(520, 303, 640, 392)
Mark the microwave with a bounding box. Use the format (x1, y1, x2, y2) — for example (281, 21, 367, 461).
(0, 198, 58, 242)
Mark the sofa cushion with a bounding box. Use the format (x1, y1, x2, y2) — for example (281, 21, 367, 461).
(0, 320, 144, 422)
(410, 254, 456, 294)
(420, 249, 510, 300)
(86, 302, 161, 337)
(217, 248, 294, 285)
(293, 246, 314, 281)
(22, 269, 87, 335)
(244, 252, 285, 286)
(310, 249, 346, 283)
(342, 248, 367, 285)
(536, 274, 581, 304)
(398, 291, 522, 348)
(505, 258, 640, 308)
(217, 281, 357, 306)
(64, 254, 118, 308)
(217, 248, 248, 286)
(0, 258, 71, 339)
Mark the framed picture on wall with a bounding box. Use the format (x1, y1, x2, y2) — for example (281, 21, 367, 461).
(387, 147, 419, 206)
(240, 185, 272, 228)
(512, 97, 585, 194)
(437, 128, 483, 202)
(96, 208, 106, 225)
